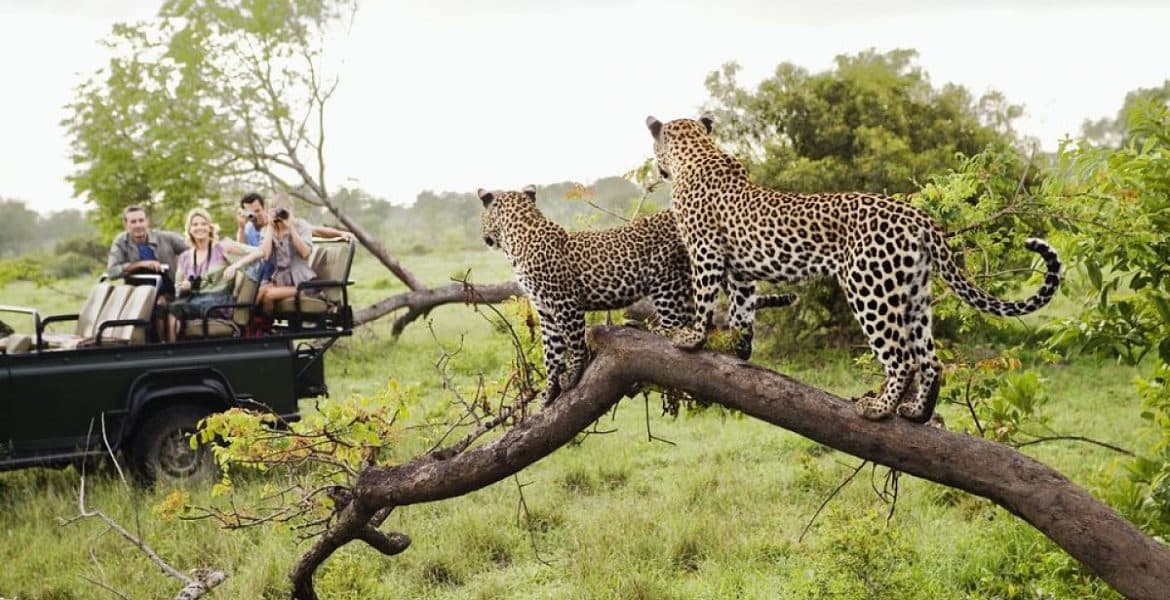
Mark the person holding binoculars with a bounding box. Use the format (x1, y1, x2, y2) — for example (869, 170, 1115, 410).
(253, 194, 317, 317)
(166, 208, 262, 342)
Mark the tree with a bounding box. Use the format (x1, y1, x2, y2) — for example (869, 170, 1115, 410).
(64, 0, 526, 331)
(0, 199, 39, 257)
(703, 48, 1022, 195)
(266, 326, 1170, 599)
(1081, 80, 1170, 148)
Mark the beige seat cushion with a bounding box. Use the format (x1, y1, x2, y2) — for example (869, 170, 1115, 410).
(1, 334, 33, 355)
(48, 285, 134, 349)
(77, 282, 115, 337)
(181, 270, 260, 339)
(274, 295, 330, 314)
(115, 285, 156, 344)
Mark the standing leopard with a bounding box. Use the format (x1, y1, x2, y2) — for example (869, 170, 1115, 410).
(644, 116, 1062, 423)
(478, 186, 795, 403)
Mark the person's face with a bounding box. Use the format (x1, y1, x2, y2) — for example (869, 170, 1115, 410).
(188, 215, 212, 243)
(242, 199, 267, 226)
(124, 210, 149, 240)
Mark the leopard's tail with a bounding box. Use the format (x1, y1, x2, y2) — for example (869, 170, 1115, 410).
(927, 228, 1062, 317)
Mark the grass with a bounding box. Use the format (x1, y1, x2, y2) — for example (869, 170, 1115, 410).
(0, 248, 1150, 599)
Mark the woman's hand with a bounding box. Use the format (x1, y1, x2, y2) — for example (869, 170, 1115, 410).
(223, 263, 239, 282)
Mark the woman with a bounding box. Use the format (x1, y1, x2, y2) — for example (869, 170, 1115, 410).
(167, 208, 262, 342)
(254, 194, 316, 316)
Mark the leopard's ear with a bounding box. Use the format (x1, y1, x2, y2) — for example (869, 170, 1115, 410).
(522, 185, 537, 201)
(477, 188, 494, 208)
(698, 114, 714, 133)
(646, 116, 663, 140)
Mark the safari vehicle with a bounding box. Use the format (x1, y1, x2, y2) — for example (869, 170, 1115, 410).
(0, 238, 355, 483)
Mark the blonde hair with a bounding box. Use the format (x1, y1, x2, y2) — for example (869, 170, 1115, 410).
(183, 208, 220, 246)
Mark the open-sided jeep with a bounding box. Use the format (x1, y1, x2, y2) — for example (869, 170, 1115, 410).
(0, 238, 356, 483)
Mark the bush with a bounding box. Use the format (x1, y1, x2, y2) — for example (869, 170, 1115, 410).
(53, 235, 107, 263)
(46, 251, 102, 279)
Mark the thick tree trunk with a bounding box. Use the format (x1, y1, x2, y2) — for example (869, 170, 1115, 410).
(291, 326, 1170, 599)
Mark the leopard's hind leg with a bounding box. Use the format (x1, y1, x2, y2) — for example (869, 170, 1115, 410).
(840, 263, 915, 421)
(897, 256, 943, 423)
(726, 272, 758, 360)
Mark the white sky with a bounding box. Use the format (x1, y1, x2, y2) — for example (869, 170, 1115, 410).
(1, 0, 1167, 213)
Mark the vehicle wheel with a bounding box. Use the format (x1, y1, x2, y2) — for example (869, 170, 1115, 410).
(128, 405, 217, 485)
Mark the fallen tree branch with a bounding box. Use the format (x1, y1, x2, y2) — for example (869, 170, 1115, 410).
(289, 326, 1170, 599)
(353, 281, 524, 329)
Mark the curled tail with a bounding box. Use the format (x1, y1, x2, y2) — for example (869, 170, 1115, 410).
(929, 230, 1062, 317)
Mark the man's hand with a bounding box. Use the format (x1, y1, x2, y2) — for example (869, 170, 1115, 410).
(223, 264, 239, 282)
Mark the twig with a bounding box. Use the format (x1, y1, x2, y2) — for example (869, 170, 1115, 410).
(963, 376, 985, 437)
(513, 476, 554, 566)
(79, 575, 131, 600)
(1012, 435, 1134, 456)
(643, 394, 675, 446)
(799, 460, 867, 543)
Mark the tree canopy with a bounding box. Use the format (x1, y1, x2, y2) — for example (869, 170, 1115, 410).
(703, 48, 1022, 195)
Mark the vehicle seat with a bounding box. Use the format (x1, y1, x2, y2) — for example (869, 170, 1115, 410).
(0, 334, 33, 355)
(40, 282, 116, 348)
(273, 238, 355, 328)
(106, 285, 157, 344)
(181, 270, 259, 339)
(50, 285, 133, 350)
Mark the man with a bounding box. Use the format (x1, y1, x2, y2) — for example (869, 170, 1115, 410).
(236, 191, 354, 248)
(106, 205, 188, 293)
(106, 205, 188, 341)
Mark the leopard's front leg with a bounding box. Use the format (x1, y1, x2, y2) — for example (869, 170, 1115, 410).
(536, 302, 587, 405)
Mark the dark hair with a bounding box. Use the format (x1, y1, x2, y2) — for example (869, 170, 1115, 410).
(239, 192, 265, 208)
(122, 205, 147, 221)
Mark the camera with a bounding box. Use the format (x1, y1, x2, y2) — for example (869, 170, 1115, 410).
(187, 275, 202, 293)
(274, 208, 289, 222)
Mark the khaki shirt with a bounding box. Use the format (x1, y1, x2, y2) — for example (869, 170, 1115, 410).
(105, 230, 190, 279)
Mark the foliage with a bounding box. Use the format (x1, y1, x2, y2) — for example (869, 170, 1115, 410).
(54, 236, 109, 264)
(63, 0, 357, 235)
(1048, 99, 1170, 365)
(1081, 79, 1170, 148)
(939, 350, 1056, 443)
(0, 199, 40, 258)
(181, 382, 418, 531)
(787, 508, 943, 599)
(1044, 100, 1170, 540)
(703, 48, 1021, 195)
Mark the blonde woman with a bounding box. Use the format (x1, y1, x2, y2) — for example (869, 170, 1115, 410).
(166, 208, 262, 342)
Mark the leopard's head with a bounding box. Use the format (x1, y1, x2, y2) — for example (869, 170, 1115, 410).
(645, 115, 714, 181)
(477, 185, 538, 254)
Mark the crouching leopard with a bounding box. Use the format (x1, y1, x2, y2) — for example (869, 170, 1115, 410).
(644, 116, 1062, 423)
(478, 186, 796, 403)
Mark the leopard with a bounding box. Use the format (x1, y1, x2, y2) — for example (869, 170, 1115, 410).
(477, 185, 796, 403)
(644, 116, 1062, 423)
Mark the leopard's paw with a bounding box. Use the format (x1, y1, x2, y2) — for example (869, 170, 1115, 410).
(670, 327, 705, 351)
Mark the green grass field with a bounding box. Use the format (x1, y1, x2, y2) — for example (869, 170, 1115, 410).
(0, 249, 1145, 599)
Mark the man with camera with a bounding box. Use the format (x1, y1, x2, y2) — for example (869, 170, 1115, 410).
(236, 191, 353, 247)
